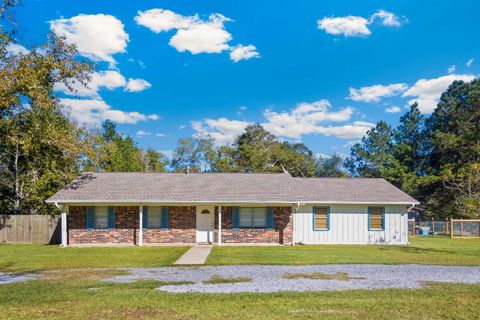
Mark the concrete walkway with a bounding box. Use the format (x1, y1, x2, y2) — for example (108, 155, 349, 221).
(174, 245, 212, 265)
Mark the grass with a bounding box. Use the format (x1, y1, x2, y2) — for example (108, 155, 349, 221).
(0, 270, 479, 319)
(203, 275, 252, 284)
(0, 244, 189, 273)
(207, 237, 480, 266)
(281, 272, 364, 281)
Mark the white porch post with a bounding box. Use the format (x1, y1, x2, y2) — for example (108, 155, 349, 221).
(218, 206, 222, 246)
(139, 205, 143, 246)
(61, 205, 68, 247)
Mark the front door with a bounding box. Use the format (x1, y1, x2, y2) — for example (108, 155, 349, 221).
(196, 206, 214, 243)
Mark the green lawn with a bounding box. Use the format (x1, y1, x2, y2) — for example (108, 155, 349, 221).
(1, 238, 480, 319)
(0, 244, 189, 273)
(207, 237, 480, 266)
(0, 270, 479, 319)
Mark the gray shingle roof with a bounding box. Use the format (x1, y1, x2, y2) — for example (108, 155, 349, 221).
(46, 172, 419, 205)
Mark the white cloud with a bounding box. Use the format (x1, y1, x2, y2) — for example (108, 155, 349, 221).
(60, 98, 159, 127)
(55, 71, 151, 97)
(385, 106, 401, 113)
(192, 100, 373, 145)
(54, 70, 126, 98)
(262, 100, 354, 140)
(192, 118, 250, 146)
(318, 10, 405, 37)
(6, 43, 30, 56)
(402, 74, 475, 113)
(342, 140, 360, 147)
(448, 65, 456, 74)
(466, 58, 474, 67)
(179, 125, 186, 130)
(134, 8, 197, 33)
(50, 14, 129, 67)
(136, 130, 151, 137)
(230, 44, 260, 62)
(135, 8, 259, 60)
(125, 78, 152, 92)
(155, 132, 167, 137)
(318, 16, 371, 37)
(349, 83, 408, 102)
(369, 9, 406, 27)
(136, 9, 232, 54)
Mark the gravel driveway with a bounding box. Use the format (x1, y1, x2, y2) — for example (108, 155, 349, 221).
(105, 264, 480, 293)
(0, 273, 37, 285)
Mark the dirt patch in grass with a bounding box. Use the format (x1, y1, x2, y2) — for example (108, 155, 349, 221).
(281, 272, 365, 281)
(203, 275, 252, 284)
(42, 269, 132, 281)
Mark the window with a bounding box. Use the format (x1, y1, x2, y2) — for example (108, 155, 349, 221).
(148, 207, 162, 228)
(313, 207, 329, 231)
(94, 206, 108, 229)
(369, 207, 384, 230)
(239, 207, 267, 228)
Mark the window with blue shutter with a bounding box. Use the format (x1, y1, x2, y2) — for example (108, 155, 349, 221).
(86, 206, 94, 230)
(232, 207, 240, 230)
(142, 206, 148, 229)
(266, 207, 274, 229)
(108, 206, 116, 229)
(161, 207, 169, 229)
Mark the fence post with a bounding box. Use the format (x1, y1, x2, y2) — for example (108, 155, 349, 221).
(432, 218, 435, 234)
(450, 218, 453, 238)
(460, 219, 463, 237)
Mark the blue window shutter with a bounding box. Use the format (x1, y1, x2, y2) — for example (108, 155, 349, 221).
(143, 206, 148, 229)
(108, 206, 116, 229)
(161, 207, 169, 229)
(232, 207, 240, 230)
(86, 206, 94, 230)
(382, 208, 385, 231)
(267, 207, 274, 229)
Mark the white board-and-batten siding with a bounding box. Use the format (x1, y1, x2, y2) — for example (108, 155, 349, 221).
(293, 204, 408, 245)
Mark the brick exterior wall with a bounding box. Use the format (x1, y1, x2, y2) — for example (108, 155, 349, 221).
(67, 205, 292, 245)
(214, 206, 293, 245)
(67, 206, 195, 245)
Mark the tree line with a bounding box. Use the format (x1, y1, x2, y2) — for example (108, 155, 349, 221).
(0, 1, 478, 217)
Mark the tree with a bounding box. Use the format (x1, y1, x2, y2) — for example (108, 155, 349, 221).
(345, 121, 404, 186)
(142, 148, 168, 172)
(422, 79, 480, 217)
(316, 154, 349, 177)
(171, 138, 200, 172)
(0, 34, 92, 214)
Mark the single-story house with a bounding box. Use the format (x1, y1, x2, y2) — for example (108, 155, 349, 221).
(46, 172, 419, 246)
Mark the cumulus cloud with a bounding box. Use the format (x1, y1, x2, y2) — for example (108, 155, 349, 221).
(5, 43, 30, 56)
(61, 98, 159, 127)
(385, 106, 401, 113)
(50, 14, 129, 67)
(192, 118, 250, 146)
(55, 71, 151, 97)
(192, 100, 373, 145)
(318, 16, 371, 37)
(135, 8, 259, 60)
(54, 70, 126, 98)
(136, 130, 151, 137)
(369, 9, 406, 27)
(402, 74, 475, 113)
(125, 78, 152, 92)
(230, 45, 260, 62)
(318, 9, 406, 37)
(349, 83, 408, 102)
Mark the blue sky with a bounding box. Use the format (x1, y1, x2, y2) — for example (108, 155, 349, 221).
(10, 0, 480, 158)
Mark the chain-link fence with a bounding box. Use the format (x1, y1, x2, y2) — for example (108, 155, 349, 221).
(451, 219, 480, 238)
